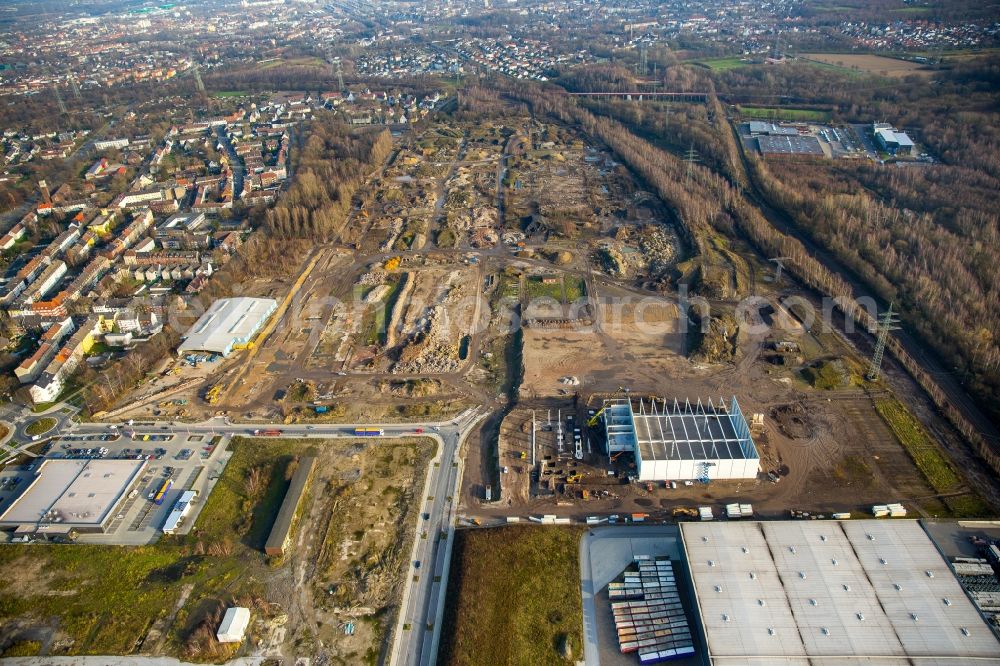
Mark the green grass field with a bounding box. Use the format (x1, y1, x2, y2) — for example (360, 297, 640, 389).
(440, 526, 585, 666)
(499, 271, 521, 299)
(0, 436, 434, 659)
(0, 437, 306, 656)
(875, 398, 960, 492)
(695, 56, 749, 71)
(738, 106, 832, 122)
(564, 277, 587, 303)
(524, 275, 565, 302)
(256, 56, 326, 70)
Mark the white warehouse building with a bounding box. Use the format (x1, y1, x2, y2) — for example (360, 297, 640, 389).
(178, 297, 277, 357)
(603, 396, 759, 481)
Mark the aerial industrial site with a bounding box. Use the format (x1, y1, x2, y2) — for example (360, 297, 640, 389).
(0, 0, 997, 665)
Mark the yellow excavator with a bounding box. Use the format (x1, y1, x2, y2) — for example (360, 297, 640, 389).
(205, 384, 223, 405)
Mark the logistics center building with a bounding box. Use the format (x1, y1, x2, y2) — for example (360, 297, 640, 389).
(603, 397, 760, 481)
(177, 296, 277, 357)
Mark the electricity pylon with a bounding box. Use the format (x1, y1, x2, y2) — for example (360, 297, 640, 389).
(866, 303, 900, 382)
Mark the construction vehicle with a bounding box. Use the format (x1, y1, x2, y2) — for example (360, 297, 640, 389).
(472, 518, 482, 526)
(205, 384, 223, 405)
(519, 451, 527, 460)
(587, 386, 630, 427)
(672, 507, 698, 518)
(610, 450, 626, 463)
(566, 472, 582, 484)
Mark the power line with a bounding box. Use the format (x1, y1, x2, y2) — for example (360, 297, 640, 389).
(67, 68, 82, 100)
(769, 256, 791, 283)
(52, 83, 66, 114)
(334, 57, 345, 92)
(192, 63, 206, 94)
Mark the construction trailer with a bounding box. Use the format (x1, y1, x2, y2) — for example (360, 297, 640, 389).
(601, 397, 760, 481)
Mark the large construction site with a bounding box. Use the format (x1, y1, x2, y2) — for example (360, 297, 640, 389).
(74, 104, 995, 530)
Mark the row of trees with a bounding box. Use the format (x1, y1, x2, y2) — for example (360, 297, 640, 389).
(752, 156, 1000, 420)
(495, 76, 1000, 478)
(562, 54, 1000, 423)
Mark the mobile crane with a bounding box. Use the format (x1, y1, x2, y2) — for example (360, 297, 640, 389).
(587, 386, 630, 427)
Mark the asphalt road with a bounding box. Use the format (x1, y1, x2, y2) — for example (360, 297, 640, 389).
(388, 409, 482, 666)
(215, 125, 244, 197)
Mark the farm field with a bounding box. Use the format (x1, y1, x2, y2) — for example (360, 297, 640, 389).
(801, 53, 935, 77)
(694, 56, 750, 71)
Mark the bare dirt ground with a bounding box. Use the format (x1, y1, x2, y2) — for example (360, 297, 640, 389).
(0, 437, 433, 664)
(271, 437, 435, 665)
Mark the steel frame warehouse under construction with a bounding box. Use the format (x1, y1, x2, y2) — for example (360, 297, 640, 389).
(603, 397, 760, 481)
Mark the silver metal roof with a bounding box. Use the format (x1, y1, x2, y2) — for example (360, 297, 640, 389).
(0, 459, 146, 528)
(178, 296, 277, 356)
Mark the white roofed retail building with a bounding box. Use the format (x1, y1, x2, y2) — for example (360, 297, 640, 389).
(177, 297, 277, 357)
(602, 397, 759, 481)
(0, 458, 146, 535)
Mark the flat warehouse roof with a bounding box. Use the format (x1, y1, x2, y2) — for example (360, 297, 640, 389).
(757, 134, 824, 155)
(178, 296, 277, 355)
(681, 520, 1000, 664)
(0, 459, 146, 528)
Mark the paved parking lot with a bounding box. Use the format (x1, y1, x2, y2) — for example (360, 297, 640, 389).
(0, 429, 233, 545)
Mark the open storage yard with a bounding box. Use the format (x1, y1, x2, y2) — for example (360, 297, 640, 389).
(477, 275, 994, 522)
(0, 435, 433, 663)
(16, 94, 993, 666)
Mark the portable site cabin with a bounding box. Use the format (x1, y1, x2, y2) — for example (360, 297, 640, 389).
(216, 607, 250, 643)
